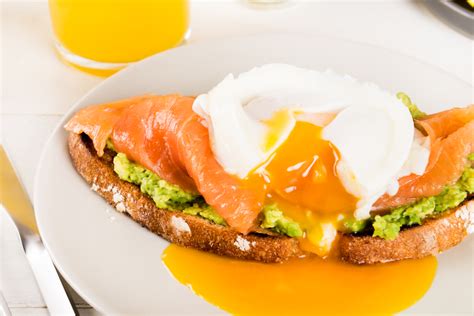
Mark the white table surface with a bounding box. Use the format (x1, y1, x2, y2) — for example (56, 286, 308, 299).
(1, 0, 472, 315)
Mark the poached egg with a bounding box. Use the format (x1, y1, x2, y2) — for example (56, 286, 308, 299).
(193, 64, 428, 253)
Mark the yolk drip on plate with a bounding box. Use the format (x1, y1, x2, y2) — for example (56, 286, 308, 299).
(162, 245, 438, 316)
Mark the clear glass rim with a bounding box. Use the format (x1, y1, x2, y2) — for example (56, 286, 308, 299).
(54, 40, 130, 70)
(54, 28, 191, 71)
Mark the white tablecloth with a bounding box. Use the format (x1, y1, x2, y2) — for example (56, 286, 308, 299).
(1, 0, 472, 314)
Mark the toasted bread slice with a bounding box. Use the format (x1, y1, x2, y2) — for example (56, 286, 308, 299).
(68, 133, 303, 263)
(68, 132, 473, 264)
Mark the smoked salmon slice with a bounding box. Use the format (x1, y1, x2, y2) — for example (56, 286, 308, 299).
(111, 95, 198, 193)
(66, 94, 264, 233)
(65, 96, 152, 156)
(375, 105, 474, 210)
(170, 97, 265, 233)
(416, 105, 474, 141)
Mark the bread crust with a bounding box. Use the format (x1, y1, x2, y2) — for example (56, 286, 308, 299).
(68, 132, 473, 264)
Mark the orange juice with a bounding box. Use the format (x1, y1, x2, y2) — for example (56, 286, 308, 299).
(49, 0, 189, 74)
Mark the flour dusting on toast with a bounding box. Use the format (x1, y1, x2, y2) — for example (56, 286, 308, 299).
(116, 202, 127, 213)
(171, 216, 191, 234)
(455, 202, 474, 234)
(91, 183, 99, 192)
(234, 236, 252, 251)
(113, 192, 124, 203)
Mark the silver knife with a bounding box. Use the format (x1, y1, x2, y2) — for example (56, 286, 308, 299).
(0, 146, 76, 315)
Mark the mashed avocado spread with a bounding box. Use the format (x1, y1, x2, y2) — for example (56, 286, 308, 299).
(112, 149, 472, 240)
(114, 153, 197, 210)
(261, 204, 303, 237)
(113, 152, 302, 237)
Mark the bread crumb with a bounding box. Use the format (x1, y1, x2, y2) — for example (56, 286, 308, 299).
(234, 236, 251, 251)
(441, 218, 451, 227)
(113, 192, 124, 203)
(116, 202, 126, 213)
(171, 216, 191, 234)
(91, 183, 99, 192)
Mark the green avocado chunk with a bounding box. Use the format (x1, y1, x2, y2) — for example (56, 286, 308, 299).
(371, 166, 473, 240)
(182, 203, 227, 226)
(114, 153, 198, 210)
(114, 152, 227, 227)
(261, 204, 303, 238)
(343, 218, 368, 233)
(397, 92, 426, 119)
(372, 198, 436, 240)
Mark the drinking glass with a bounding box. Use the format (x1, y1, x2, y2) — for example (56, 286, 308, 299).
(49, 0, 189, 76)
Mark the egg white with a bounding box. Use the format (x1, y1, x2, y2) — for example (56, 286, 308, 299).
(193, 64, 421, 218)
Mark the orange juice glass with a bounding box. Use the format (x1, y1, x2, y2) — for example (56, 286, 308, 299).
(49, 0, 189, 76)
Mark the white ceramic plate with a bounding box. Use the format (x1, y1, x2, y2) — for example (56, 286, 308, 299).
(34, 34, 473, 315)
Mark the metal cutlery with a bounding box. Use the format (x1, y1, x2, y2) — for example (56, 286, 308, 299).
(0, 146, 76, 315)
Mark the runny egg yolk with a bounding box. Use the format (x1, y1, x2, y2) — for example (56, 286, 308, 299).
(245, 110, 360, 255)
(263, 119, 358, 214)
(250, 110, 358, 215)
